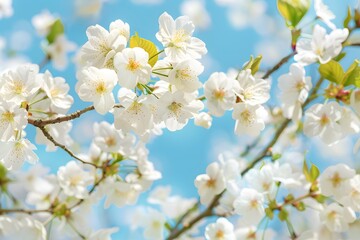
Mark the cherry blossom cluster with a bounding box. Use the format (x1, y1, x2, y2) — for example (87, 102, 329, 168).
(0, 0, 360, 239)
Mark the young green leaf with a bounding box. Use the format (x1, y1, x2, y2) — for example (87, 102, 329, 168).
(130, 33, 159, 67)
(343, 60, 360, 87)
(319, 60, 345, 84)
(46, 19, 64, 44)
(344, 6, 352, 28)
(277, 0, 310, 28)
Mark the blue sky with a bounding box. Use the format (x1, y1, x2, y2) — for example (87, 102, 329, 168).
(1, 0, 359, 238)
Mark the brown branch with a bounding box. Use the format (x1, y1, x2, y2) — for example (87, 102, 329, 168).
(0, 208, 52, 215)
(262, 51, 296, 79)
(38, 125, 98, 168)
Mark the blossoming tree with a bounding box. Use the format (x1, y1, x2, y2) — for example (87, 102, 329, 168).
(0, 0, 360, 239)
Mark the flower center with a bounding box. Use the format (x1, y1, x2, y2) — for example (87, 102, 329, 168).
(319, 114, 330, 126)
(206, 178, 216, 188)
(214, 90, 225, 100)
(215, 230, 225, 239)
(2, 111, 14, 123)
(330, 172, 342, 188)
(240, 109, 255, 126)
(127, 58, 140, 72)
(12, 80, 24, 95)
(176, 68, 191, 80)
(168, 102, 182, 116)
(96, 81, 107, 94)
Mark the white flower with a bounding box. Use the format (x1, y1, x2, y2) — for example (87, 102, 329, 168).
(31, 10, 56, 36)
(158, 91, 204, 131)
(148, 186, 172, 204)
(35, 121, 73, 152)
(76, 67, 117, 115)
(0, 64, 40, 103)
(315, 0, 336, 29)
(304, 102, 344, 145)
(143, 208, 166, 240)
(194, 162, 226, 205)
(245, 164, 276, 196)
(109, 19, 130, 42)
(233, 188, 265, 225)
(194, 112, 212, 129)
(0, 138, 38, 170)
(0, 0, 13, 19)
(88, 227, 119, 240)
(339, 175, 360, 211)
(104, 180, 142, 208)
(181, 0, 211, 30)
(318, 164, 355, 199)
(80, 24, 126, 68)
(205, 217, 235, 240)
(114, 88, 154, 136)
(45, 35, 77, 70)
(278, 63, 312, 121)
(235, 69, 270, 105)
(320, 203, 356, 232)
(204, 72, 236, 117)
(232, 103, 266, 137)
(75, 0, 103, 17)
(93, 121, 122, 153)
(295, 25, 349, 65)
(156, 12, 207, 62)
(0, 216, 47, 240)
(168, 59, 203, 92)
(0, 101, 27, 141)
(114, 47, 151, 89)
(57, 161, 94, 199)
(40, 70, 73, 112)
(351, 90, 360, 116)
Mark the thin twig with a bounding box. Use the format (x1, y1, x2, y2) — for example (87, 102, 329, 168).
(38, 125, 98, 168)
(262, 51, 296, 79)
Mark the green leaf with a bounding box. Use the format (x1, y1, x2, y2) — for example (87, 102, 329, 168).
(309, 164, 320, 181)
(343, 60, 360, 87)
(319, 60, 345, 84)
(344, 6, 352, 28)
(243, 55, 262, 75)
(130, 33, 159, 67)
(278, 209, 289, 221)
(314, 194, 327, 203)
(295, 202, 306, 211)
(272, 153, 282, 161)
(277, 0, 310, 28)
(303, 160, 311, 183)
(46, 19, 64, 44)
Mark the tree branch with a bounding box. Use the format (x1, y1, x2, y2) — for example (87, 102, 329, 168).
(37, 125, 98, 168)
(262, 51, 296, 79)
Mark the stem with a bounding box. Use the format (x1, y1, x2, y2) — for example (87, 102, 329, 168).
(149, 49, 164, 61)
(37, 125, 98, 168)
(152, 71, 168, 77)
(262, 51, 296, 79)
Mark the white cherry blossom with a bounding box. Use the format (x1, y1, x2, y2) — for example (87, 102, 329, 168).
(235, 69, 270, 105)
(0, 64, 40, 103)
(0, 216, 47, 240)
(194, 112, 212, 129)
(194, 162, 226, 205)
(40, 70, 73, 112)
(76, 67, 117, 115)
(205, 217, 235, 240)
(0, 101, 27, 141)
(168, 59, 203, 92)
(80, 24, 126, 69)
(318, 164, 355, 199)
(0, 138, 38, 170)
(278, 63, 312, 121)
(295, 25, 348, 65)
(114, 47, 151, 89)
(45, 34, 77, 70)
(233, 188, 265, 225)
(31, 10, 56, 36)
(57, 161, 94, 199)
(156, 12, 207, 62)
(232, 103, 267, 137)
(204, 72, 236, 117)
(320, 203, 356, 232)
